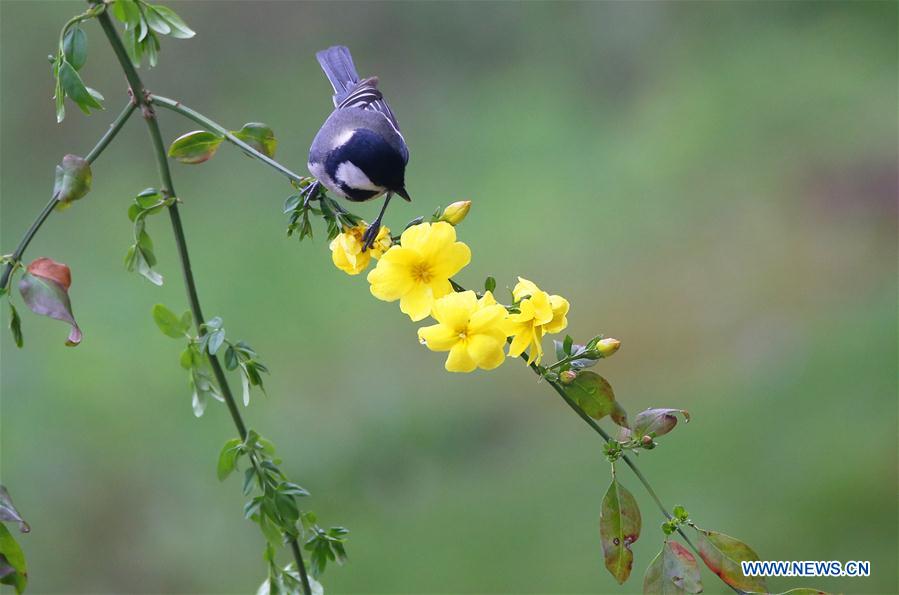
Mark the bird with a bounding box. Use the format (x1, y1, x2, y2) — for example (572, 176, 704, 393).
(307, 45, 410, 250)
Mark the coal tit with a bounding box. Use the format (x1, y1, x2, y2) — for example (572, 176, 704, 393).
(307, 46, 410, 249)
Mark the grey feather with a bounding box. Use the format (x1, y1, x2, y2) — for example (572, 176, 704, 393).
(315, 45, 401, 131)
(316, 46, 360, 106)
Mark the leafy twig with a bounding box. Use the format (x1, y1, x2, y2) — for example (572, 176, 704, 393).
(0, 102, 136, 292)
(93, 10, 312, 593)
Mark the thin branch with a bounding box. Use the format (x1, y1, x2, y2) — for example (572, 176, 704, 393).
(0, 101, 136, 291)
(94, 11, 311, 593)
(150, 94, 305, 185)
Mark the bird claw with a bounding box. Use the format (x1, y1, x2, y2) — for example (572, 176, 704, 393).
(361, 222, 381, 251)
(300, 181, 321, 209)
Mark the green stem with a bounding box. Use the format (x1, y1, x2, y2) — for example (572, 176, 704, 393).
(0, 101, 136, 291)
(94, 12, 311, 594)
(149, 94, 305, 185)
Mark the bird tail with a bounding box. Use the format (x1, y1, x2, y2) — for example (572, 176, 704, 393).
(316, 46, 360, 107)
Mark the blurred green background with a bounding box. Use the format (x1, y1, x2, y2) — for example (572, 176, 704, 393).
(1, 1, 896, 593)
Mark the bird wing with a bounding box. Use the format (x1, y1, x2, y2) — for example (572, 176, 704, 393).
(337, 77, 401, 132)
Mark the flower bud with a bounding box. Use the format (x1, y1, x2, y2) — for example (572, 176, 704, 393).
(559, 369, 577, 385)
(596, 338, 621, 358)
(439, 200, 471, 225)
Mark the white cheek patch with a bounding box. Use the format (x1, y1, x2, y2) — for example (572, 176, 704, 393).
(331, 128, 356, 150)
(335, 161, 382, 191)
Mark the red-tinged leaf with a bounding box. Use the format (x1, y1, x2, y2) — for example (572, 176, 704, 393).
(748, 590, 830, 595)
(18, 260, 82, 346)
(52, 154, 92, 209)
(26, 257, 71, 289)
(167, 130, 223, 164)
(643, 540, 702, 594)
(600, 477, 641, 584)
(611, 401, 629, 428)
(693, 527, 767, 593)
(563, 371, 616, 420)
(631, 408, 690, 439)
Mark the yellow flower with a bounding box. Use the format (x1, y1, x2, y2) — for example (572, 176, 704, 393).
(367, 221, 471, 321)
(505, 277, 569, 364)
(329, 224, 391, 275)
(418, 290, 508, 372)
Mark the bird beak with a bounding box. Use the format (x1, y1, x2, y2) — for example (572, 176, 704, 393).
(395, 187, 412, 202)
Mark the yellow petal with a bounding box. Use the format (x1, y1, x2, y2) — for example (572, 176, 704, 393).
(378, 246, 417, 267)
(509, 299, 536, 323)
(417, 323, 459, 351)
(512, 277, 540, 301)
(530, 291, 554, 325)
(430, 241, 472, 279)
(399, 283, 434, 321)
(445, 341, 476, 372)
(507, 327, 532, 357)
(399, 221, 431, 252)
(468, 303, 507, 334)
(368, 261, 414, 301)
(525, 327, 545, 365)
(479, 291, 498, 307)
(333, 249, 367, 275)
(544, 295, 570, 333)
(429, 278, 454, 301)
(432, 290, 477, 329)
(419, 221, 457, 262)
(467, 334, 504, 370)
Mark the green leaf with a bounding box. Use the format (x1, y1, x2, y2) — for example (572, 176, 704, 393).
(0, 524, 26, 594)
(217, 438, 242, 481)
(207, 329, 225, 355)
(278, 482, 309, 498)
(191, 390, 206, 417)
(562, 371, 616, 420)
(167, 130, 223, 164)
(58, 60, 103, 114)
(144, 30, 160, 68)
(484, 276, 496, 293)
(600, 476, 641, 584)
(232, 123, 277, 158)
(18, 264, 81, 346)
(63, 26, 88, 70)
(7, 303, 22, 349)
(241, 368, 251, 406)
(52, 154, 92, 209)
(136, 187, 163, 209)
(136, 250, 163, 285)
(693, 527, 767, 593)
(152, 303, 189, 338)
(142, 5, 171, 35)
(138, 230, 156, 266)
(0, 487, 30, 534)
(643, 539, 702, 594)
(179, 346, 194, 369)
(283, 193, 301, 214)
(149, 4, 196, 38)
(54, 72, 65, 123)
(224, 345, 238, 370)
(111, 0, 141, 26)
